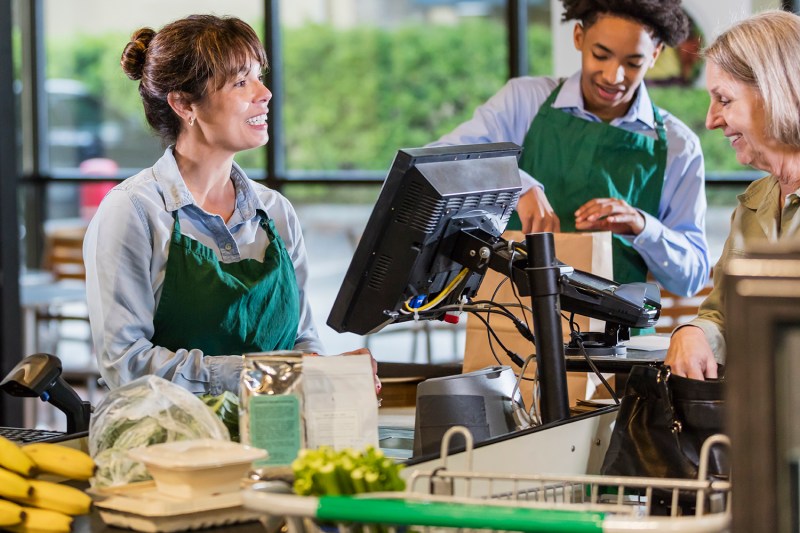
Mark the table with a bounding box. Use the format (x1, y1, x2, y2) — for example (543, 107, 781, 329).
(20, 272, 87, 357)
(18, 273, 88, 428)
(564, 349, 667, 373)
(74, 512, 265, 532)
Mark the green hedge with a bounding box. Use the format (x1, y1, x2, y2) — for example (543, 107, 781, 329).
(44, 20, 742, 174)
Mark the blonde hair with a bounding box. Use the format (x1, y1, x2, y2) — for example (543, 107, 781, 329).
(705, 10, 800, 148)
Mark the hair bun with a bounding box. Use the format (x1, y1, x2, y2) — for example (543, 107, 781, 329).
(120, 27, 156, 81)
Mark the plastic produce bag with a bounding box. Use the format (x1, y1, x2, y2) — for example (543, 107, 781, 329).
(88, 375, 229, 488)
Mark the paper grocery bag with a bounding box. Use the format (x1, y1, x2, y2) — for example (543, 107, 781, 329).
(463, 231, 613, 407)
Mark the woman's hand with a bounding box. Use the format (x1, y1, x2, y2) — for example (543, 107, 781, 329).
(517, 186, 561, 233)
(664, 326, 718, 380)
(341, 348, 381, 395)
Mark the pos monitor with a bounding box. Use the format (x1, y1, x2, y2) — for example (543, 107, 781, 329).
(327, 142, 523, 335)
(327, 142, 660, 338)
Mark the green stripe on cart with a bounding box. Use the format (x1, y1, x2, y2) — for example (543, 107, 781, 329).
(316, 495, 606, 532)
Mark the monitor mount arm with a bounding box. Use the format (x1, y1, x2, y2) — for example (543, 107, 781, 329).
(452, 227, 657, 424)
(452, 229, 571, 423)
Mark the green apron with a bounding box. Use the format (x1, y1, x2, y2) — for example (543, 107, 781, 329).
(511, 83, 667, 286)
(151, 211, 300, 355)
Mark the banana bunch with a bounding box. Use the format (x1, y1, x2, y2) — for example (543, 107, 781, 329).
(0, 435, 95, 532)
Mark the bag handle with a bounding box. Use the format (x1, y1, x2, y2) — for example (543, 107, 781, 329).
(656, 364, 683, 433)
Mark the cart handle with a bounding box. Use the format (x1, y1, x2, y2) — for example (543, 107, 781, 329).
(243, 491, 607, 533)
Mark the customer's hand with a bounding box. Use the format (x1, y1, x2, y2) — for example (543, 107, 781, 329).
(341, 348, 381, 395)
(664, 326, 718, 380)
(517, 186, 560, 233)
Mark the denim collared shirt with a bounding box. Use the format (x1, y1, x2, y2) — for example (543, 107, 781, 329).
(84, 147, 323, 395)
(430, 72, 710, 297)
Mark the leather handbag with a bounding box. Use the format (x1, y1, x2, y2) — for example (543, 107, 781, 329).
(601, 364, 728, 483)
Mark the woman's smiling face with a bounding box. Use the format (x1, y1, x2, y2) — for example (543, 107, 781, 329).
(574, 14, 662, 122)
(705, 61, 775, 171)
(193, 62, 272, 155)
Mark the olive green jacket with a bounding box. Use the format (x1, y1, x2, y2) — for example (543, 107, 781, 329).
(687, 175, 800, 363)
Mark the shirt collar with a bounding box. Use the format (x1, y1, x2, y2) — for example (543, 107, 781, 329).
(553, 71, 657, 129)
(738, 175, 779, 211)
(152, 146, 264, 220)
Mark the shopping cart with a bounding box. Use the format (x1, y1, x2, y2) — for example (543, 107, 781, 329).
(243, 427, 731, 533)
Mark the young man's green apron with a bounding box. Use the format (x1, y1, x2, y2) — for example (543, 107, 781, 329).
(151, 211, 300, 355)
(509, 83, 667, 287)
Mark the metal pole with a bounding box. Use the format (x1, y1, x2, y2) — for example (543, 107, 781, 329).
(0, 0, 24, 427)
(507, 0, 528, 78)
(525, 232, 570, 423)
(264, 0, 284, 191)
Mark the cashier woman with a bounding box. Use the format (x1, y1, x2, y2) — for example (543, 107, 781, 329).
(431, 0, 710, 296)
(83, 15, 377, 395)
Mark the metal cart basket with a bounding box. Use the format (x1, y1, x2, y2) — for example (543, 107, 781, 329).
(243, 428, 731, 533)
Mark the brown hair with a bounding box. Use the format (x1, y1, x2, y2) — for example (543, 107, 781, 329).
(120, 15, 268, 144)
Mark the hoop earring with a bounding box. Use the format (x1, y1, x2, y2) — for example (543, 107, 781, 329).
(188, 116, 195, 127)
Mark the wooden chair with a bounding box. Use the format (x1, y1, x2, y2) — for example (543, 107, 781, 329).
(653, 273, 714, 334)
(41, 226, 87, 281)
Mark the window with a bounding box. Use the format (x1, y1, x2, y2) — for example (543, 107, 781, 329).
(278, 0, 509, 177)
(42, 0, 264, 178)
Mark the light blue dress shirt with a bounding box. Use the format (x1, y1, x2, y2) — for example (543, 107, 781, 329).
(83, 147, 323, 395)
(431, 72, 710, 297)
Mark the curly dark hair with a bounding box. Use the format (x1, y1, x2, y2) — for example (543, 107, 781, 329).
(562, 0, 690, 47)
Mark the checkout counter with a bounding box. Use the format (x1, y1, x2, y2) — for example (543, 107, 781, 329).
(1, 232, 670, 532)
(2, 351, 645, 533)
(66, 411, 620, 533)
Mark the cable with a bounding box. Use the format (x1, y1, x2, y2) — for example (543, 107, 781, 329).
(412, 302, 528, 326)
(402, 268, 469, 313)
(529, 364, 542, 426)
(462, 302, 535, 344)
(471, 299, 533, 314)
(468, 312, 537, 384)
(567, 313, 619, 404)
(507, 245, 533, 336)
(482, 284, 505, 370)
(469, 312, 528, 369)
(510, 353, 538, 429)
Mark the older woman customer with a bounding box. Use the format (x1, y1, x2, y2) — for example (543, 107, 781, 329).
(665, 10, 800, 380)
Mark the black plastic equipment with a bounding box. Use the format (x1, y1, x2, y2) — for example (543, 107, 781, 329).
(328, 142, 523, 336)
(0, 353, 92, 435)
